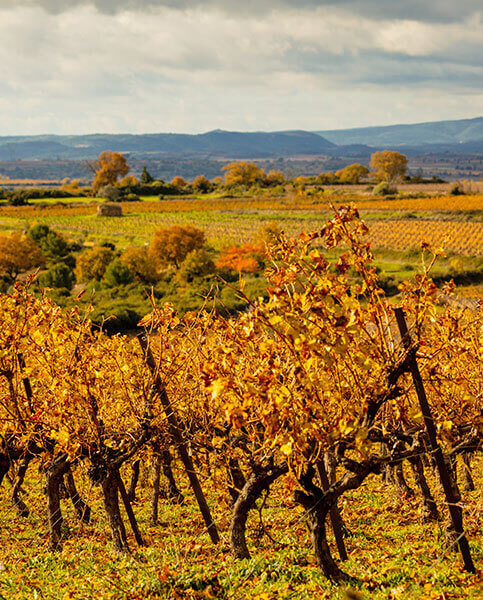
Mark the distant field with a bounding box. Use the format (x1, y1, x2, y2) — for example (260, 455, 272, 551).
(0, 193, 481, 257)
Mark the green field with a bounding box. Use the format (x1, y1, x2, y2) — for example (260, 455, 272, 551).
(0, 458, 481, 600)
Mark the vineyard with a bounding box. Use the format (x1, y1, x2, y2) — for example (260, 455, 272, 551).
(0, 193, 482, 257)
(0, 206, 481, 599)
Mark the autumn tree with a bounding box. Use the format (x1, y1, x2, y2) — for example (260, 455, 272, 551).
(74, 246, 115, 282)
(222, 162, 265, 187)
(171, 176, 187, 188)
(192, 175, 212, 193)
(149, 225, 206, 269)
(0, 232, 44, 283)
(119, 175, 138, 187)
(91, 151, 130, 196)
(370, 150, 408, 184)
(215, 243, 264, 273)
(120, 246, 159, 284)
(264, 170, 285, 186)
(335, 163, 370, 184)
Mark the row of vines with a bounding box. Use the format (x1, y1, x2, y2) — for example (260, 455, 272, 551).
(0, 206, 481, 585)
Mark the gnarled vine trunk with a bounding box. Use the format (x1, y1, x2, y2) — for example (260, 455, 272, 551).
(230, 463, 287, 560)
(11, 454, 30, 517)
(101, 469, 130, 554)
(44, 455, 70, 551)
(410, 456, 439, 522)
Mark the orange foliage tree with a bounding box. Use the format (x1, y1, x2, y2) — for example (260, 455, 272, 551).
(91, 151, 130, 196)
(0, 232, 44, 283)
(74, 246, 115, 282)
(120, 246, 159, 284)
(171, 176, 187, 188)
(370, 150, 408, 184)
(215, 242, 264, 273)
(222, 162, 265, 186)
(149, 225, 206, 269)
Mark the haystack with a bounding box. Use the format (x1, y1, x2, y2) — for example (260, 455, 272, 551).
(97, 203, 123, 217)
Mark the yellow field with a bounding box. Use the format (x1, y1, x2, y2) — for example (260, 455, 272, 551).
(0, 193, 481, 255)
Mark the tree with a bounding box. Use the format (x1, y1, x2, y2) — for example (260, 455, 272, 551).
(335, 164, 370, 184)
(370, 151, 408, 184)
(264, 170, 285, 186)
(120, 246, 159, 284)
(149, 225, 206, 269)
(140, 166, 154, 184)
(75, 246, 115, 282)
(29, 225, 71, 264)
(119, 175, 138, 188)
(192, 175, 212, 193)
(0, 232, 44, 283)
(215, 243, 264, 273)
(222, 162, 265, 187)
(171, 176, 187, 188)
(91, 152, 130, 196)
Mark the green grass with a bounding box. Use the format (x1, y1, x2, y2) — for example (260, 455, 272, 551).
(0, 458, 481, 599)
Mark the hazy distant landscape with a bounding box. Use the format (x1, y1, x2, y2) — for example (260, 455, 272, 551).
(1, 117, 482, 183)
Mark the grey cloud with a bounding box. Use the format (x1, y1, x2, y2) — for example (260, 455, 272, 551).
(3, 0, 482, 22)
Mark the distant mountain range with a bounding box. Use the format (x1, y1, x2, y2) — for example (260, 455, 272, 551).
(0, 130, 335, 161)
(316, 116, 483, 147)
(0, 117, 481, 162)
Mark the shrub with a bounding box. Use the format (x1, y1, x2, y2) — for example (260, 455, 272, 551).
(175, 249, 216, 283)
(38, 263, 75, 290)
(75, 246, 115, 282)
(97, 185, 121, 202)
(103, 259, 134, 288)
(372, 181, 395, 196)
(449, 183, 463, 196)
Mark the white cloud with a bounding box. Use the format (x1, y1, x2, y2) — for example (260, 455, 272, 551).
(0, 3, 481, 134)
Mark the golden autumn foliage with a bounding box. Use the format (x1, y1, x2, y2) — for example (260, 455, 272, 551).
(215, 242, 264, 273)
(0, 232, 44, 282)
(171, 176, 188, 187)
(91, 151, 130, 196)
(74, 246, 115, 282)
(222, 161, 265, 186)
(149, 225, 206, 269)
(336, 163, 370, 183)
(370, 150, 408, 184)
(120, 246, 159, 283)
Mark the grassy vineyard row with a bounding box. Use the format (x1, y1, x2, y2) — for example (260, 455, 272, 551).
(0, 194, 482, 255)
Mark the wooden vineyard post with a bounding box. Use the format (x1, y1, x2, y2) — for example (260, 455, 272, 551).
(137, 334, 220, 545)
(394, 307, 475, 573)
(316, 460, 348, 561)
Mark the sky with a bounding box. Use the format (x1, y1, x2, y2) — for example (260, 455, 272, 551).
(1, 0, 482, 135)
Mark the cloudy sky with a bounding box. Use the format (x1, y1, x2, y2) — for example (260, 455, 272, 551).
(1, 0, 482, 135)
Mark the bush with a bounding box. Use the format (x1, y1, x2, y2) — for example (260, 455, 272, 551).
(122, 193, 141, 202)
(97, 185, 121, 202)
(103, 259, 134, 288)
(38, 263, 75, 290)
(175, 249, 216, 283)
(372, 181, 395, 196)
(449, 183, 463, 196)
